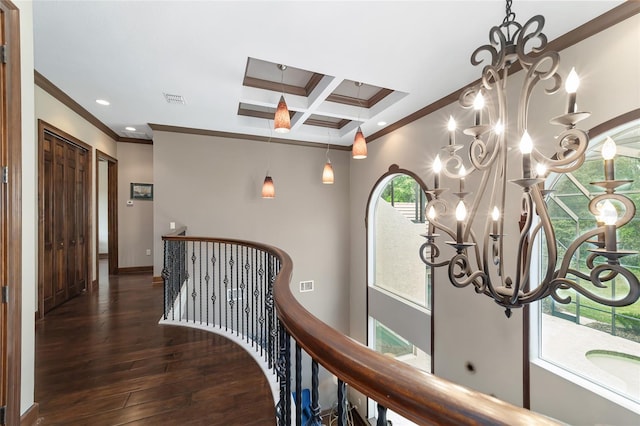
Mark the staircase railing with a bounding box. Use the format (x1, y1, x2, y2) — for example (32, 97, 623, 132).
(162, 232, 561, 426)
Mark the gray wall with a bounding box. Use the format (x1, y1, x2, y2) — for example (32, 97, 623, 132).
(153, 131, 351, 332)
(118, 142, 154, 268)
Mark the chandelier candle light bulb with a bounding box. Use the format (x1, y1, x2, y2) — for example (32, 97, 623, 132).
(492, 206, 500, 235)
(455, 201, 467, 244)
(433, 155, 442, 189)
(448, 116, 457, 145)
(565, 67, 580, 114)
(459, 165, 466, 192)
(520, 131, 533, 179)
(473, 92, 485, 125)
(427, 206, 436, 236)
(602, 137, 617, 180)
(601, 200, 618, 251)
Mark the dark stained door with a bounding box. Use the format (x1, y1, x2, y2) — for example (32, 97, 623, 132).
(40, 129, 89, 314)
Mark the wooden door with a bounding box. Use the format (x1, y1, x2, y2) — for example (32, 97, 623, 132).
(0, 1, 21, 423)
(42, 133, 55, 312)
(76, 148, 87, 292)
(39, 126, 90, 315)
(65, 143, 78, 297)
(53, 138, 67, 307)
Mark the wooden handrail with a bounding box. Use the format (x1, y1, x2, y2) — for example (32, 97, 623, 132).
(272, 258, 560, 424)
(161, 233, 560, 424)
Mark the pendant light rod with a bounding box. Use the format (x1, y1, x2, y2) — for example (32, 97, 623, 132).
(274, 64, 291, 134)
(352, 81, 367, 159)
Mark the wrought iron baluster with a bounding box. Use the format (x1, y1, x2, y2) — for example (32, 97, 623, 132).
(224, 243, 228, 332)
(276, 323, 288, 425)
(285, 332, 291, 426)
(198, 241, 203, 324)
(243, 246, 249, 344)
(266, 254, 274, 369)
(377, 403, 388, 426)
(259, 251, 265, 357)
(162, 240, 169, 319)
(205, 242, 210, 325)
(218, 242, 222, 328)
(295, 343, 302, 426)
(210, 242, 218, 326)
(235, 244, 239, 336)
(310, 359, 321, 425)
(337, 379, 347, 426)
(252, 247, 257, 348)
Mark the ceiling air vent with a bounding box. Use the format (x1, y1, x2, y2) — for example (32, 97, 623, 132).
(163, 92, 186, 105)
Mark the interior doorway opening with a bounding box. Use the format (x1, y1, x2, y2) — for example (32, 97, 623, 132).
(95, 150, 118, 282)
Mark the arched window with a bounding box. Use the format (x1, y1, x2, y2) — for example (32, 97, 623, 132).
(366, 166, 433, 424)
(534, 118, 640, 405)
(368, 168, 432, 309)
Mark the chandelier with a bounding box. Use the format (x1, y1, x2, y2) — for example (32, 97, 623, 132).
(419, 1, 640, 317)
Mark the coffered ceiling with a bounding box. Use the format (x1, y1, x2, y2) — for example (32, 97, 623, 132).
(32, 1, 624, 147)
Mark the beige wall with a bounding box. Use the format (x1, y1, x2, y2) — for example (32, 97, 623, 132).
(349, 13, 640, 425)
(117, 142, 154, 268)
(17, 0, 36, 414)
(98, 160, 108, 253)
(153, 131, 351, 332)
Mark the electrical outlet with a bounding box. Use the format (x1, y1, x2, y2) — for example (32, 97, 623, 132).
(146, 249, 151, 256)
(170, 222, 176, 230)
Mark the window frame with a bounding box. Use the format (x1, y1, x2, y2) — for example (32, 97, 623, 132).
(529, 111, 640, 412)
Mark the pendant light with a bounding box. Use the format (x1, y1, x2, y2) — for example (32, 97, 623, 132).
(262, 175, 275, 198)
(274, 64, 291, 134)
(262, 120, 276, 198)
(352, 82, 367, 159)
(322, 132, 335, 184)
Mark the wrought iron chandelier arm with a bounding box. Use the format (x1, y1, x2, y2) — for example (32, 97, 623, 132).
(518, 54, 561, 134)
(548, 264, 640, 307)
(541, 128, 589, 173)
(448, 253, 487, 292)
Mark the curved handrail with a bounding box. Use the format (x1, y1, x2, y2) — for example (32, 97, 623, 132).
(272, 257, 560, 425)
(161, 234, 559, 425)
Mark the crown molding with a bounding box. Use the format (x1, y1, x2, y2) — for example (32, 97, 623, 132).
(368, 2, 640, 143)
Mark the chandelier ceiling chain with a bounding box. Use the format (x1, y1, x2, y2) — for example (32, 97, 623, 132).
(419, 1, 640, 317)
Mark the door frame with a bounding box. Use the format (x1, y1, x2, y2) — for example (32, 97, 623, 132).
(37, 120, 92, 317)
(95, 150, 118, 281)
(1, 0, 22, 424)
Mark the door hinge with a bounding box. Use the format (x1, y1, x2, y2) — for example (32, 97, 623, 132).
(0, 45, 5, 64)
(1, 286, 7, 303)
(2, 166, 7, 184)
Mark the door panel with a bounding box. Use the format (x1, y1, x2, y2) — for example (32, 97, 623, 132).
(42, 134, 54, 312)
(76, 148, 87, 291)
(40, 129, 90, 314)
(53, 139, 66, 307)
(65, 144, 77, 297)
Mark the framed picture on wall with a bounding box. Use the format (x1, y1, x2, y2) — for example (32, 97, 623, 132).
(130, 182, 153, 200)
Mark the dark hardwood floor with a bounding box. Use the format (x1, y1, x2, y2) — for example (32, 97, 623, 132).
(35, 263, 276, 425)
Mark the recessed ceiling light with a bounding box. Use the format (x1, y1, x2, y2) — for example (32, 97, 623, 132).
(96, 99, 110, 106)
(125, 126, 136, 131)
(377, 121, 387, 126)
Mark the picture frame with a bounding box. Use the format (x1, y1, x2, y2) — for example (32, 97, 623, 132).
(130, 182, 153, 200)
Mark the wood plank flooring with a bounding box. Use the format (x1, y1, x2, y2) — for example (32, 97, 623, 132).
(35, 266, 276, 425)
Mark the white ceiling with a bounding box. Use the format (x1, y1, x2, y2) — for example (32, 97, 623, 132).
(32, 1, 623, 147)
